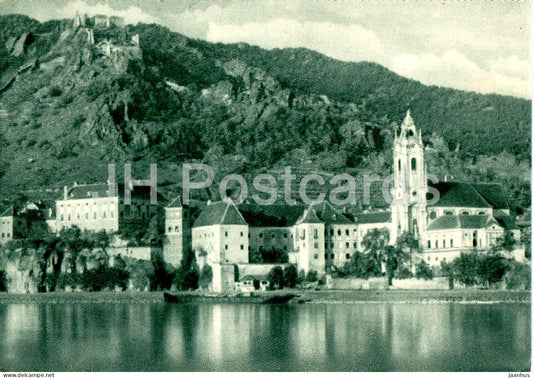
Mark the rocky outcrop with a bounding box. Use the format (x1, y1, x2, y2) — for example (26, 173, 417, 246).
(10, 32, 35, 57)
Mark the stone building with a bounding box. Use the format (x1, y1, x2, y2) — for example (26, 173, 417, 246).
(55, 182, 160, 233)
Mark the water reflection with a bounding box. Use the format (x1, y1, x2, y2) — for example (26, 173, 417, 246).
(0, 302, 529, 371)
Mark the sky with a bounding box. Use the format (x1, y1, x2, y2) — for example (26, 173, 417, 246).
(0, 0, 530, 99)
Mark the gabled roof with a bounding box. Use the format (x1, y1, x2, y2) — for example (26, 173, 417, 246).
(166, 196, 183, 208)
(296, 207, 322, 224)
(238, 204, 305, 227)
(0, 206, 13, 217)
(193, 201, 248, 228)
(427, 182, 491, 209)
(353, 211, 391, 225)
(309, 201, 354, 225)
(471, 183, 510, 210)
(495, 215, 519, 230)
(427, 214, 501, 231)
(61, 183, 163, 202)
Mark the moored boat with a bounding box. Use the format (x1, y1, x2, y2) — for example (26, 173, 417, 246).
(163, 292, 295, 304)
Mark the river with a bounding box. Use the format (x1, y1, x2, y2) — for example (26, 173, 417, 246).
(0, 302, 529, 371)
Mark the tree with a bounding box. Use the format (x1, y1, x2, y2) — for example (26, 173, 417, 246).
(361, 228, 389, 275)
(283, 265, 297, 288)
(173, 247, 199, 291)
(453, 252, 479, 287)
(199, 264, 213, 289)
(492, 231, 517, 253)
(396, 231, 419, 270)
(306, 269, 318, 282)
(476, 253, 508, 288)
(415, 260, 434, 280)
(440, 261, 455, 289)
(384, 246, 406, 286)
(268, 266, 284, 290)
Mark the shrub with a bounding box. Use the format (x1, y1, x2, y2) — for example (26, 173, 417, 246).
(268, 266, 284, 290)
(396, 266, 413, 279)
(415, 260, 434, 280)
(476, 254, 508, 288)
(306, 269, 318, 282)
(48, 85, 62, 97)
(505, 261, 531, 290)
(199, 264, 213, 289)
(283, 265, 297, 288)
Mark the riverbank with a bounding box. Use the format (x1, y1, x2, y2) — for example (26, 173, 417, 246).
(0, 289, 529, 304)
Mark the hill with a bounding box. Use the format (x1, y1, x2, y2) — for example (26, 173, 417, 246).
(0, 15, 529, 211)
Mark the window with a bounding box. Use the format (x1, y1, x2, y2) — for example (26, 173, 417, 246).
(435, 240, 438, 248)
(428, 240, 431, 248)
(314, 229, 318, 239)
(353, 242, 357, 249)
(314, 242, 319, 249)
(346, 253, 350, 259)
(68, 215, 71, 221)
(240, 232, 243, 237)
(103, 212, 106, 219)
(330, 254, 335, 259)
(272, 233, 275, 239)
(331, 242, 334, 248)
(175, 226, 179, 232)
(445, 211, 453, 215)
(240, 245, 244, 250)
(168, 227, 172, 233)
(345, 229, 349, 236)
(478, 211, 486, 215)
(411, 157, 417, 171)
(450, 239, 453, 247)
(6, 233, 9, 237)
(225, 231, 228, 237)
(462, 211, 469, 215)
(225, 245, 228, 250)
(259, 233, 263, 238)
(314, 254, 319, 259)
(430, 211, 437, 220)
(330, 229, 334, 236)
(337, 229, 341, 236)
(61, 215, 64, 221)
(398, 159, 401, 172)
(443, 240, 446, 248)
(284, 246, 287, 251)
(325, 242, 328, 248)
(346, 242, 349, 248)
(284, 233, 288, 238)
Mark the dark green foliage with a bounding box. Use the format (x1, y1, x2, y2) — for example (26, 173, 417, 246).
(341, 251, 381, 279)
(283, 264, 297, 288)
(505, 261, 531, 290)
(440, 261, 455, 289)
(0, 270, 6, 291)
(443, 252, 513, 288)
(384, 246, 405, 285)
(259, 247, 289, 264)
(476, 254, 508, 287)
(415, 260, 434, 280)
(173, 248, 199, 290)
(453, 252, 479, 287)
(268, 266, 284, 290)
(306, 269, 318, 282)
(80, 266, 129, 291)
(199, 264, 213, 289)
(248, 248, 262, 264)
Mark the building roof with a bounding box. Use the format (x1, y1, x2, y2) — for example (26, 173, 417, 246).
(471, 183, 511, 210)
(238, 204, 305, 227)
(240, 274, 269, 282)
(427, 214, 500, 231)
(166, 196, 182, 208)
(0, 206, 13, 217)
(495, 215, 519, 230)
(296, 207, 322, 224)
(309, 201, 354, 225)
(61, 183, 163, 202)
(193, 201, 248, 228)
(353, 211, 392, 225)
(427, 182, 491, 209)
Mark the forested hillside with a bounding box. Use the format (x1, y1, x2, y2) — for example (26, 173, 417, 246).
(0, 15, 529, 211)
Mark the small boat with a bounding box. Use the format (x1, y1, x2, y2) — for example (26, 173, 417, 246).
(163, 292, 295, 304)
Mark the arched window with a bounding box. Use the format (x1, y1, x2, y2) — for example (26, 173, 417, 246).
(398, 160, 401, 172)
(462, 211, 469, 215)
(411, 157, 417, 171)
(430, 211, 437, 220)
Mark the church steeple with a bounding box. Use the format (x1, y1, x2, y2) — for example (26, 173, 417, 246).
(391, 110, 428, 242)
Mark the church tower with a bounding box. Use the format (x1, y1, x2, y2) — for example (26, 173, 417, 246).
(391, 110, 428, 243)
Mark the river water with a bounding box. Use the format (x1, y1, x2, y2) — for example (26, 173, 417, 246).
(0, 302, 529, 371)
